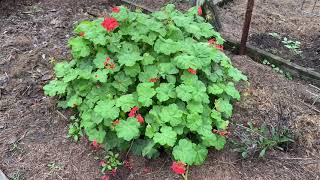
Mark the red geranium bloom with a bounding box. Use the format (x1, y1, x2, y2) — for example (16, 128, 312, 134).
(109, 63, 116, 70)
(198, 7, 203, 15)
(129, 106, 139, 117)
(101, 18, 119, 32)
(104, 57, 111, 66)
(215, 44, 224, 51)
(111, 168, 117, 176)
(208, 38, 216, 45)
(101, 175, 109, 180)
(99, 160, 106, 167)
(92, 139, 101, 149)
(171, 161, 186, 175)
(112, 7, 120, 13)
(188, 68, 197, 75)
(136, 114, 144, 124)
(212, 129, 230, 137)
(149, 78, 159, 83)
(112, 119, 120, 126)
(79, 32, 85, 37)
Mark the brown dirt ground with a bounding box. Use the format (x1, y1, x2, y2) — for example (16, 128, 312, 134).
(218, 0, 320, 72)
(0, 0, 320, 180)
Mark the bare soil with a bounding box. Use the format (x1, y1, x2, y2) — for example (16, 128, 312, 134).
(0, 0, 320, 180)
(218, 0, 320, 72)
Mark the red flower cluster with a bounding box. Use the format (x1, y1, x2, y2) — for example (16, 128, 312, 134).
(215, 44, 224, 51)
(128, 106, 144, 124)
(101, 175, 109, 180)
(101, 18, 119, 32)
(112, 7, 120, 13)
(111, 168, 117, 176)
(198, 7, 202, 16)
(149, 77, 159, 83)
(92, 139, 102, 149)
(208, 38, 224, 51)
(124, 160, 133, 171)
(99, 160, 106, 167)
(79, 32, 85, 37)
(171, 161, 186, 175)
(208, 38, 216, 45)
(188, 68, 197, 75)
(212, 129, 230, 137)
(128, 106, 139, 117)
(136, 114, 144, 124)
(104, 57, 116, 70)
(112, 119, 120, 126)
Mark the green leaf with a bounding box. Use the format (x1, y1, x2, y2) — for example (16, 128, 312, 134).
(159, 104, 183, 126)
(43, 80, 68, 96)
(124, 64, 141, 77)
(176, 84, 193, 102)
(208, 84, 224, 95)
(86, 126, 106, 143)
(54, 62, 71, 78)
(215, 98, 233, 117)
(153, 126, 177, 147)
(158, 63, 179, 75)
(93, 48, 108, 69)
(93, 69, 108, 83)
(115, 118, 140, 141)
(172, 139, 196, 164)
(225, 82, 241, 100)
(67, 95, 82, 107)
(228, 67, 247, 82)
(187, 101, 204, 113)
(139, 65, 159, 82)
(156, 83, 176, 102)
(186, 113, 203, 131)
(68, 37, 91, 59)
(118, 52, 143, 67)
(116, 94, 137, 112)
(193, 144, 208, 165)
(142, 53, 155, 65)
(94, 100, 120, 120)
(137, 82, 156, 107)
(142, 140, 159, 159)
(154, 37, 181, 55)
(112, 72, 133, 92)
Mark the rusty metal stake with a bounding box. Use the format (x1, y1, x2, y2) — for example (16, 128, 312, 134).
(239, 0, 255, 55)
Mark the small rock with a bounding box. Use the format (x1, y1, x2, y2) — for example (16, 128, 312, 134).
(41, 74, 53, 81)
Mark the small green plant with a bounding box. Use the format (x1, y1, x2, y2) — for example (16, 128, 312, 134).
(268, 32, 281, 39)
(262, 60, 293, 80)
(43, 4, 247, 178)
(47, 162, 63, 171)
(282, 37, 302, 55)
(8, 171, 24, 180)
(100, 151, 122, 173)
(68, 116, 83, 141)
(233, 122, 294, 158)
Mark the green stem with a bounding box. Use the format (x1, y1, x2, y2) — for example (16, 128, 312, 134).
(181, 165, 189, 180)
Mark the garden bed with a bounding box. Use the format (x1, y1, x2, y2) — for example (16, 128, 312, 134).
(0, 0, 319, 179)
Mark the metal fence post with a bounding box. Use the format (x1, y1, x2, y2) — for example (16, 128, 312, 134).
(239, 0, 255, 55)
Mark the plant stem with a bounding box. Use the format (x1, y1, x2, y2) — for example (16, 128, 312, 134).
(182, 165, 189, 180)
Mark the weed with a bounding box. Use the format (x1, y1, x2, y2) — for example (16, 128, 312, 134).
(233, 122, 294, 158)
(262, 60, 293, 80)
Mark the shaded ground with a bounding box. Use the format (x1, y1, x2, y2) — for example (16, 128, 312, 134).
(218, 0, 320, 72)
(0, 0, 320, 180)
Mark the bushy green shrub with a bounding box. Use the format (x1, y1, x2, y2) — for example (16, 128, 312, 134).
(44, 4, 246, 166)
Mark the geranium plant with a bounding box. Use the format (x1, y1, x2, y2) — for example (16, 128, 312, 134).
(44, 3, 246, 174)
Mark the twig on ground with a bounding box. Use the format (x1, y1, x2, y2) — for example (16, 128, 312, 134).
(56, 110, 68, 120)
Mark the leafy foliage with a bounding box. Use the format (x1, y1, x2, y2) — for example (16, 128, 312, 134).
(44, 4, 246, 166)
